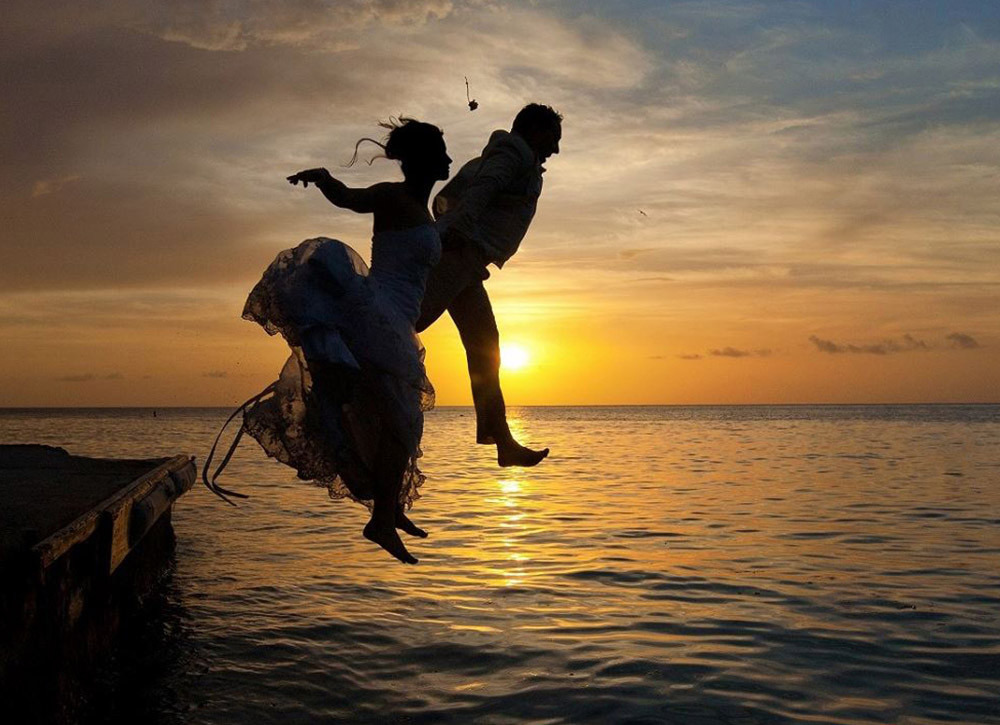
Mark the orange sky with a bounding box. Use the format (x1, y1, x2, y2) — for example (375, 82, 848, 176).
(1, 1, 998, 406)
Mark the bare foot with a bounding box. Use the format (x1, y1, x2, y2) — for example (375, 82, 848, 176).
(363, 521, 418, 564)
(497, 442, 549, 468)
(396, 509, 428, 538)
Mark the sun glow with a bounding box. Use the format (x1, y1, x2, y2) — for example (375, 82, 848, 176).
(500, 343, 531, 372)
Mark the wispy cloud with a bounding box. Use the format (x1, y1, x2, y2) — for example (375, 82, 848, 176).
(947, 332, 982, 349)
(31, 174, 81, 198)
(619, 248, 655, 260)
(676, 347, 772, 360)
(709, 347, 772, 358)
(808, 333, 972, 355)
(138, 0, 463, 52)
(56, 372, 124, 382)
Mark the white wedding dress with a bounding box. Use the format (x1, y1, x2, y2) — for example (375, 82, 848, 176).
(231, 224, 440, 508)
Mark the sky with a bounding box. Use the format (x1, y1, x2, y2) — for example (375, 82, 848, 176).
(1, 0, 998, 406)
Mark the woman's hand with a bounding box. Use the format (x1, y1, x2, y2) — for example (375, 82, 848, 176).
(287, 167, 362, 210)
(287, 168, 334, 188)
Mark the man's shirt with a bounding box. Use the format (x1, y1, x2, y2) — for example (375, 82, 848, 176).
(433, 129, 543, 268)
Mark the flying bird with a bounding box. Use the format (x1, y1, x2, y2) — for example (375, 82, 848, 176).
(465, 76, 478, 111)
(638, 209, 648, 217)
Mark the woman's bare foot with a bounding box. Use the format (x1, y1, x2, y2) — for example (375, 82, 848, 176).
(363, 521, 418, 564)
(497, 441, 549, 468)
(396, 509, 428, 538)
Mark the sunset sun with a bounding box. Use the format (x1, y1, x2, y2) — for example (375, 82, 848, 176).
(500, 343, 531, 372)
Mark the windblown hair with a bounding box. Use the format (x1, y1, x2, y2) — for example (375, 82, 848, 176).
(347, 117, 444, 170)
(512, 103, 563, 135)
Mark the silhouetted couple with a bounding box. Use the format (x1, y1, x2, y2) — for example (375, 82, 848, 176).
(215, 105, 562, 564)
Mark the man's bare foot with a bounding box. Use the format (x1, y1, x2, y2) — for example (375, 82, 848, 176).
(395, 509, 428, 538)
(363, 521, 418, 564)
(497, 442, 549, 468)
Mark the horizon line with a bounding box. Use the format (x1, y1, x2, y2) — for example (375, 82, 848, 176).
(2, 401, 999, 410)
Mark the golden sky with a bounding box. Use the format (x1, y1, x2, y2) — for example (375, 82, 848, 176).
(1, 1, 998, 406)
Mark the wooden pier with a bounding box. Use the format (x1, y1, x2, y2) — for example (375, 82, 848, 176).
(0, 444, 196, 721)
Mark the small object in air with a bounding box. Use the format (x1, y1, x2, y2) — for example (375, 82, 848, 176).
(465, 76, 478, 111)
(638, 209, 648, 217)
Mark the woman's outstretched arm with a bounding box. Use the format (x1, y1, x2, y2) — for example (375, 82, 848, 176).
(287, 168, 384, 213)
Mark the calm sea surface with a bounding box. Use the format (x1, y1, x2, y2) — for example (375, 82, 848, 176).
(2, 405, 999, 724)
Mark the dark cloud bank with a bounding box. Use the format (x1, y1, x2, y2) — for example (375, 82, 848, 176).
(809, 333, 982, 355)
(669, 333, 982, 361)
(677, 347, 773, 361)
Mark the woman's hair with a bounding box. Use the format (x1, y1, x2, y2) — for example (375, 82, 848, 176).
(347, 117, 443, 171)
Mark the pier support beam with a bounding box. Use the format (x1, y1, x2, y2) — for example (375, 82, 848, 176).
(0, 445, 196, 722)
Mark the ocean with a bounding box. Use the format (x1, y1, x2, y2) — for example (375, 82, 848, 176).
(2, 405, 999, 724)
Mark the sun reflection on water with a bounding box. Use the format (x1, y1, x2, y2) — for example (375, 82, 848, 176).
(498, 478, 521, 495)
(490, 473, 528, 587)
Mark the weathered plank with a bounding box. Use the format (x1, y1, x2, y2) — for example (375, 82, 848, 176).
(30, 454, 195, 572)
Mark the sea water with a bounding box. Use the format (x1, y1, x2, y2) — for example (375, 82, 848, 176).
(2, 405, 999, 724)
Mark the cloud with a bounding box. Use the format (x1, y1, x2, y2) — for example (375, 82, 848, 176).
(677, 347, 772, 360)
(947, 332, 981, 349)
(31, 174, 81, 198)
(619, 248, 655, 260)
(809, 334, 943, 355)
(137, 0, 463, 52)
(809, 336, 844, 354)
(203, 370, 229, 378)
(901, 333, 928, 350)
(710, 347, 772, 358)
(56, 372, 124, 382)
(710, 346, 752, 358)
(56, 374, 96, 383)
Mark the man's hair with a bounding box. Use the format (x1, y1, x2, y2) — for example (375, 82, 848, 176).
(512, 104, 562, 135)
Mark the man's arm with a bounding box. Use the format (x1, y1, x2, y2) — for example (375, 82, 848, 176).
(447, 145, 526, 229)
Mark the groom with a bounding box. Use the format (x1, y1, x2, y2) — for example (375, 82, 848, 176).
(416, 103, 562, 467)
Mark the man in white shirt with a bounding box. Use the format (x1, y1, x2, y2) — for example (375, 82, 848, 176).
(417, 104, 562, 467)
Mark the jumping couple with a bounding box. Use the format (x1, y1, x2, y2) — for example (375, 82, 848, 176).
(205, 104, 562, 564)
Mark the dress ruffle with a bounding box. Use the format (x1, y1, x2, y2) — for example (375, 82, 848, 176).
(240, 236, 436, 509)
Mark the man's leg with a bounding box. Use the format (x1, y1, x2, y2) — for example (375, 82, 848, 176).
(416, 240, 481, 334)
(446, 280, 504, 445)
(447, 281, 549, 467)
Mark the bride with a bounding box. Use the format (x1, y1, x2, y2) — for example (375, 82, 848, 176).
(208, 118, 451, 564)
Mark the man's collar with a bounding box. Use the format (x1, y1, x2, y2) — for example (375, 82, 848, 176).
(510, 129, 540, 164)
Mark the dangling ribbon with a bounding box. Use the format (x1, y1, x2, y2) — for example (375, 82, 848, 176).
(202, 382, 277, 505)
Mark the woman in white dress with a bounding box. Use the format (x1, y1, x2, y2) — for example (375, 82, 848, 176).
(208, 119, 451, 564)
